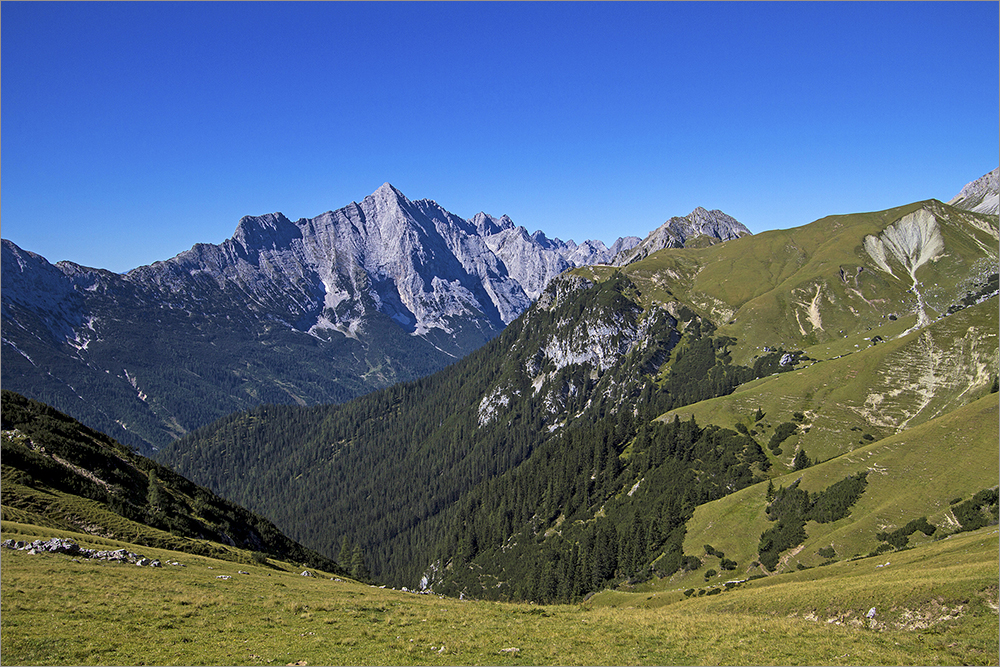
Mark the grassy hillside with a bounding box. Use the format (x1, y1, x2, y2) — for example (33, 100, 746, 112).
(2, 192, 997, 664)
(158, 273, 781, 592)
(0, 390, 342, 574)
(593, 527, 998, 665)
(668, 392, 999, 586)
(155, 198, 997, 602)
(659, 296, 998, 466)
(1, 519, 996, 666)
(617, 200, 998, 366)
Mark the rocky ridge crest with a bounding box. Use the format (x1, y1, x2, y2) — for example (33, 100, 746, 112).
(613, 207, 751, 265)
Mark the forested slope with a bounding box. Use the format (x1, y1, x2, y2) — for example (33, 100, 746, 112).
(157, 198, 998, 602)
(0, 390, 342, 574)
(162, 273, 802, 594)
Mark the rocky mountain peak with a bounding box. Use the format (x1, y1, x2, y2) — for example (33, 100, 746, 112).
(471, 211, 516, 236)
(947, 167, 999, 216)
(372, 181, 407, 201)
(231, 212, 301, 252)
(360, 182, 416, 222)
(613, 207, 750, 266)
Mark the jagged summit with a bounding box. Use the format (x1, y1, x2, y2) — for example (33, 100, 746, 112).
(470, 211, 516, 236)
(0, 183, 641, 452)
(231, 211, 301, 252)
(366, 182, 410, 208)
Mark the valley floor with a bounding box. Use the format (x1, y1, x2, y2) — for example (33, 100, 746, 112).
(1, 522, 996, 666)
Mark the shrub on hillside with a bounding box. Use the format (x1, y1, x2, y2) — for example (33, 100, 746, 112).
(758, 473, 868, 571)
(768, 422, 798, 452)
(877, 516, 937, 550)
(680, 555, 702, 571)
(792, 449, 812, 471)
(951, 488, 999, 532)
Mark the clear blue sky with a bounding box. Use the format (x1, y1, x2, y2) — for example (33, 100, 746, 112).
(3, 1, 997, 273)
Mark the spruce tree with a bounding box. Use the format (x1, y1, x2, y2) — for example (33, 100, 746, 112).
(350, 544, 369, 581)
(792, 448, 812, 471)
(338, 536, 352, 569)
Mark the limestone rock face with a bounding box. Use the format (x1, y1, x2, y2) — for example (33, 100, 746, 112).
(128, 183, 640, 338)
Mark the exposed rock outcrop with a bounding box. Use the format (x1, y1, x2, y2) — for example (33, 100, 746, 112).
(948, 167, 999, 216)
(2, 537, 165, 567)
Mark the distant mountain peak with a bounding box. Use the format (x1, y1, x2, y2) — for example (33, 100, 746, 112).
(613, 206, 750, 266)
(471, 211, 516, 236)
(363, 181, 414, 214)
(232, 211, 300, 251)
(375, 181, 404, 197)
(948, 167, 999, 215)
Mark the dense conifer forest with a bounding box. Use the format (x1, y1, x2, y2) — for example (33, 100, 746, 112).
(162, 275, 804, 599)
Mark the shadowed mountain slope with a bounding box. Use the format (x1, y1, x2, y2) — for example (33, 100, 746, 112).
(0, 389, 342, 573)
(157, 186, 997, 600)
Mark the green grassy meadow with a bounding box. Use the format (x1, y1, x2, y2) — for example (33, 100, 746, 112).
(659, 297, 998, 466)
(655, 394, 997, 605)
(2, 519, 996, 666)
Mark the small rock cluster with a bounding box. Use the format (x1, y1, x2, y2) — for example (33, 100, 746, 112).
(2, 537, 168, 567)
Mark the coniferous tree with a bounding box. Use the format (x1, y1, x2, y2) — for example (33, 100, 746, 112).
(350, 544, 369, 581)
(338, 536, 352, 569)
(792, 448, 812, 471)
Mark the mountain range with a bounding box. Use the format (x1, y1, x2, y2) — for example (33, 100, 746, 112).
(1, 169, 997, 666)
(2, 184, 749, 454)
(154, 169, 998, 598)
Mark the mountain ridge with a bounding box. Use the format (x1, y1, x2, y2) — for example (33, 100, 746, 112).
(1, 183, 748, 454)
(613, 206, 752, 265)
(0, 389, 344, 574)
(948, 166, 999, 215)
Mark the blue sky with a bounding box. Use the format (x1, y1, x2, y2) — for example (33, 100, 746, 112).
(3, 2, 997, 273)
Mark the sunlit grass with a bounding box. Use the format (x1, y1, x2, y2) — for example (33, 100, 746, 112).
(2, 521, 996, 666)
(671, 392, 999, 586)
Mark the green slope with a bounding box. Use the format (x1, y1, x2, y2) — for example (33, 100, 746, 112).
(1, 390, 343, 574)
(618, 199, 998, 365)
(159, 273, 775, 591)
(155, 196, 997, 603)
(3, 518, 995, 666)
(659, 296, 998, 466)
(675, 392, 998, 587)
